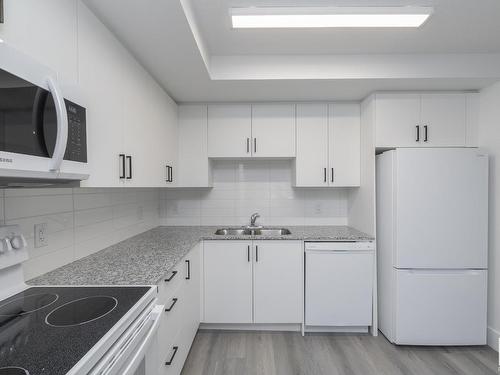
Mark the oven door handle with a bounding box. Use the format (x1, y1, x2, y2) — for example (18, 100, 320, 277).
(119, 305, 163, 375)
(91, 303, 163, 375)
(47, 76, 68, 172)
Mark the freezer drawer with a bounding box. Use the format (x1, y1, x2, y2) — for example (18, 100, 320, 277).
(393, 269, 487, 345)
(305, 251, 374, 326)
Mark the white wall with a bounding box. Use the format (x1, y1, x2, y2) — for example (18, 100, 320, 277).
(0, 188, 160, 281)
(160, 160, 349, 226)
(478, 81, 500, 351)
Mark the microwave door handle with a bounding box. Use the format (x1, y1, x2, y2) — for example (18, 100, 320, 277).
(46, 77, 68, 172)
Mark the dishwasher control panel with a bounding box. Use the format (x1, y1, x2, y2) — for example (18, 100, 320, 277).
(305, 241, 375, 251)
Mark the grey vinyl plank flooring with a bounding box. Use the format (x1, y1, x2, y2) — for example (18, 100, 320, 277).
(181, 331, 499, 375)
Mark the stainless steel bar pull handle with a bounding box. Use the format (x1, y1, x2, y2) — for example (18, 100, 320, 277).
(324, 168, 327, 183)
(254, 138, 257, 153)
(331, 168, 334, 183)
(416, 125, 420, 142)
(424, 125, 428, 142)
(247, 138, 250, 153)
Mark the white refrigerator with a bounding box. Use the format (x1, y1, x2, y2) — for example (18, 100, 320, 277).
(376, 148, 488, 345)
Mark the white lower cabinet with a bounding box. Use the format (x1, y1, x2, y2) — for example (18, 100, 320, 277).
(203, 240, 303, 324)
(253, 241, 303, 323)
(157, 244, 200, 375)
(203, 241, 253, 323)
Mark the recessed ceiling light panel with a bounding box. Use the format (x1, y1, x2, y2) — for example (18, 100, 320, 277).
(230, 6, 433, 29)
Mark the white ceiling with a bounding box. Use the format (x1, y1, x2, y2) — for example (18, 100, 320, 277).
(83, 0, 500, 102)
(193, 0, 500, 55)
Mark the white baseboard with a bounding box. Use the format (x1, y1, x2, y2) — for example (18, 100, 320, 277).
(199, 323, 301, 332)
(487, 326, 499, 352)
(305, 326, 369, 333)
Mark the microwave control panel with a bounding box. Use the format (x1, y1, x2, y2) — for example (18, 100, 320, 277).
(64, 99, 87, 163)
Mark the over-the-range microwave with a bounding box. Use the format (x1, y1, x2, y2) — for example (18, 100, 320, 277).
(0, 42, 88, 187)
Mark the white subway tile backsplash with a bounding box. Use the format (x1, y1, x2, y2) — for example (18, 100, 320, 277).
(0, 187, 161, 281)
(73, 192, 112, 210)
(23, 246, 75, 280)
(161, 160, 349, 226)
(5, 194, 73, 220)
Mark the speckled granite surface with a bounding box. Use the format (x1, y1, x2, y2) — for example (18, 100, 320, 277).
(28, 225, 373, 286)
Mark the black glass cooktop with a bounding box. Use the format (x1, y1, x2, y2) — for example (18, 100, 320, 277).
(0, 286, 150, 375)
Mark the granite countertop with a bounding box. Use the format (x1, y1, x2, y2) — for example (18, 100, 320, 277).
(29, 225, 374, 286)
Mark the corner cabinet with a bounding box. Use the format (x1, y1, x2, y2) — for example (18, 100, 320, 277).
(202, 240, 303, 324)
(373, 92, 479, 148)
(294, 103, 360, 187)
(207, 104, 296, 158)
(176, 105, 212, 187)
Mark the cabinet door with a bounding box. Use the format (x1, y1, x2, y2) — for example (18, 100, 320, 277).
(122, 57, 155, 187)
(420, 93, 466, 147)
(295, 104, 329, 187)
(78, 6, 124, 187)
(305, 251, 374, 326)
(328, 103, 360, 186)
(375, 93, 421, 148)
(203, 241, 253, 323)
(253, 241, 303, 323)
(251, 104, 296, 157)
(207, 105, 251, 158)
(177, 105, 211, 187)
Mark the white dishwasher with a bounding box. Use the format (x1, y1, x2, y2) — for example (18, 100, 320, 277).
(305, 241, 375, 330)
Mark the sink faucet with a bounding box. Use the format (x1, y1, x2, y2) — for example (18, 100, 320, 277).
(249, 212, 260, 227)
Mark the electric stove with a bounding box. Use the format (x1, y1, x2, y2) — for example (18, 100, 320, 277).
(0, 225, 160, 375)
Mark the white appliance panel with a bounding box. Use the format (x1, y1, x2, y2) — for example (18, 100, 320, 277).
(306, 250, 373, 326)
(393, 269, 487, 345)
(395, 148, 488, 269)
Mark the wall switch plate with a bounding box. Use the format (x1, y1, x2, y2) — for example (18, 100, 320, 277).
(34, 223, 48, 248)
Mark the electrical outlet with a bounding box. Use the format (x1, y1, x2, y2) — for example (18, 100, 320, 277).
(137, 206, 144, 221)
(315, 203, 322, 214)
(34, 223, 48, 248)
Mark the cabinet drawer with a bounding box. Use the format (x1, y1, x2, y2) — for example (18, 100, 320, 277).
(159, 315, 199, 375)
(158, 259, 189, 305)
(158, 283, 188, 347)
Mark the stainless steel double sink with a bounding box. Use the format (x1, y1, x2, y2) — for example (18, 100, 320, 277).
(214, 228, 291, 236)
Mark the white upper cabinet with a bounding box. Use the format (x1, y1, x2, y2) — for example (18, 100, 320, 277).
(251, 104, 296, 158)
(177, 105, 212, 187)
(78, 5, 124, 188)
(295, 103, 360, 187)
(420, 93, 466, 147)
(328, 103, 361, 187)
(295, 104, 329, 187)
(77, 4, 178, 188)
(207, 104, 296, 158)
(374, 93, 421, 148)
(374, 92, 476, 148)
(207, 105, 252, 158)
